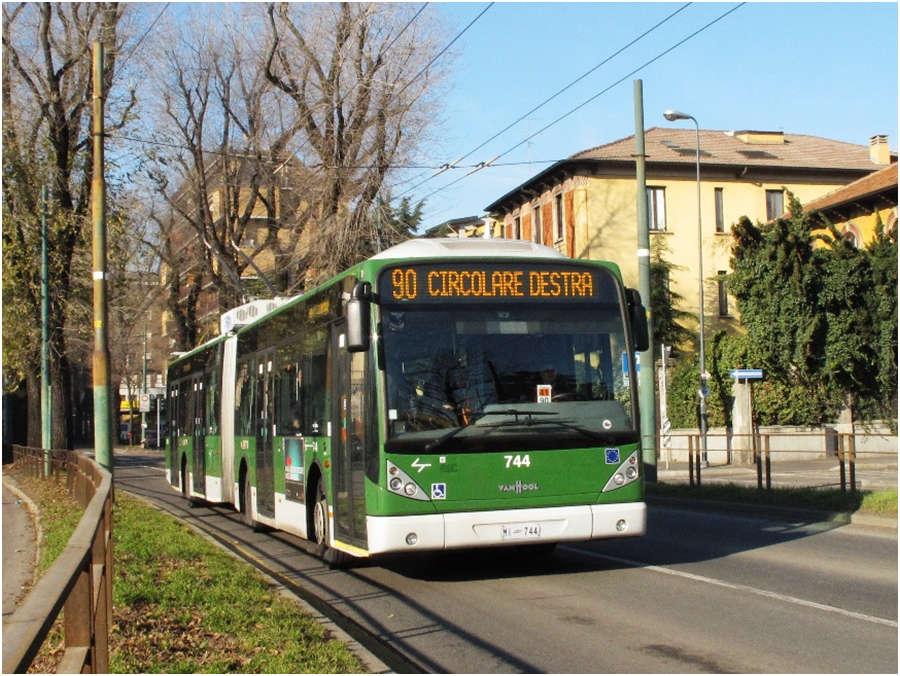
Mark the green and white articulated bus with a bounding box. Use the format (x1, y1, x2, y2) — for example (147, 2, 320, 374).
(166, 238, 649, 566)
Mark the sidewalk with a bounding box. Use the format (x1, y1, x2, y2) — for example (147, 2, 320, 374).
(2, 475, 38, 618)
(653, 457, 898, 530)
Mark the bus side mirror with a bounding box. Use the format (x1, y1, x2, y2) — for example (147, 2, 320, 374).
(626, 288, 650, 353)
(347, 281, 372, 352)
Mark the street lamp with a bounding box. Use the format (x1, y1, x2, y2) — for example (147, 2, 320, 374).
(663, 109, 708, 465)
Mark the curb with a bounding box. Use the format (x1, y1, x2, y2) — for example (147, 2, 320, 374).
(646, 494, 898, 531)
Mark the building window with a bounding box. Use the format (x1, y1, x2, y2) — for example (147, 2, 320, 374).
(554, 193, 564, 241)
(513, 216, 521, 240)
(841, 223, 861, 248)
(717, 271, 730, 317)
(532, 205, 542, 244)
(766, 189, 784, 220)
(647, 187, 666, 231)
(715, 188, 725, 233)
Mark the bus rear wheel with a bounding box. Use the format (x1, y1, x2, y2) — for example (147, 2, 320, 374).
(240, 468, 254, 528)
(180, 455, 198, 507)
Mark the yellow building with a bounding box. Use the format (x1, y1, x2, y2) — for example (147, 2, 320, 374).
(485, 129, 895, 333)
(803, 160, 898, 246)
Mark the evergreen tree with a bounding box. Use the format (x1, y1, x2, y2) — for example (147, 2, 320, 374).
(728, 195, 897, 425)
(649, 234, 693, 354)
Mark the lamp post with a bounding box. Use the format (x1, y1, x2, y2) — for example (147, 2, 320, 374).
(663, 109, 708, 465)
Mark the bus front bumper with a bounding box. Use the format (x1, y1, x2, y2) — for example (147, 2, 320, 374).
(366, 502, 646, 555)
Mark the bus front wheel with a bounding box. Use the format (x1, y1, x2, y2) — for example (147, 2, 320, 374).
(312, 482, 329, 548)
(312, 481, 349, 569)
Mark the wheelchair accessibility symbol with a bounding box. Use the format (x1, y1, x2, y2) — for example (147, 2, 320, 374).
(431, 483, 447, 500)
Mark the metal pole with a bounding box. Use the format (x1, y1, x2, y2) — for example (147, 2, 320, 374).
(91, 42, 113, 475)
(693, 119, 709, 467)
(42, 185, 52, 474)
(634, 80, 657, 482)
(663, 109, 708, 467)
(157, 394, 162, 450)
(141, 324, 147, 446)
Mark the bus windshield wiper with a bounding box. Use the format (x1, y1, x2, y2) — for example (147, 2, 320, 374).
(424, 421, 475, 452)
(423, 409, 559, 451)
(542, 419, 617, 442)
(488, 414, 617, 442)
(491, 408, 558, 424)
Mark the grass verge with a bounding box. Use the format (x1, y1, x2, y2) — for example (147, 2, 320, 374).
(648, 481, 898, 517)
(7, 466, 366, 674)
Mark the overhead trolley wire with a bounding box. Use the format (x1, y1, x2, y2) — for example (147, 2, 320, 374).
(414, 2, 746, 207)
(394, 2, 691, 200)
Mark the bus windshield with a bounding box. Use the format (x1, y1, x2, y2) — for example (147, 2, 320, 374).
(381, 301, 636, 454)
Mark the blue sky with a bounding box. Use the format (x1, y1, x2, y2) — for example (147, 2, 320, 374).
(408, 2, 898, 231)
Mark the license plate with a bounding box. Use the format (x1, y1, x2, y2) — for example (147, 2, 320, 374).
(502, 523, 542, 539)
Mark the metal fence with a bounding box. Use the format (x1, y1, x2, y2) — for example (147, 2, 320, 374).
(2, 446, 113, 674)
(655, 431, 898, 492)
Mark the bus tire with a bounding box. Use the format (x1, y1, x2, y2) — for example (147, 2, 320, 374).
(312, 481, 350, 569)
(180, 455, 197, 507)
(240, 466, 255, 528)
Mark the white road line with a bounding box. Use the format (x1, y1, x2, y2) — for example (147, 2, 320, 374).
(565, 548, 898, 628)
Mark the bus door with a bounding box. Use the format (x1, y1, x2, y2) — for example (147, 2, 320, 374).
(330, 322, 368, 548)
(191, 374, 206, 496)
(255, 350, 276, 518)
(168, 381, 181, 488)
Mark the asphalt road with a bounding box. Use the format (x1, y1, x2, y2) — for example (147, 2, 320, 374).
(114, 450, 898, 674)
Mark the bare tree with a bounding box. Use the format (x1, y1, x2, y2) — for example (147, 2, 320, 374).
(264, 2, 449, 279)
(145, 6, 304, 350)
(2, 2, 136, 447)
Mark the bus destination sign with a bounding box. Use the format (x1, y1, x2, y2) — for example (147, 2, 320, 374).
(381, 264, 605, 302)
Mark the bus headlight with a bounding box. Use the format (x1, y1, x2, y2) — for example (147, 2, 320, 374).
(602, 451, 642, 493)
(386, 461, 430, 501)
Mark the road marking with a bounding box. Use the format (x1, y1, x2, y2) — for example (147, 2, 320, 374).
(565, 548, 898, 628)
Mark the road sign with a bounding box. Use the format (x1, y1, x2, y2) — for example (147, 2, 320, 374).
(139, 393, 151, 412)
(621, 352, 641, 374)
(730, 369, 763, 380)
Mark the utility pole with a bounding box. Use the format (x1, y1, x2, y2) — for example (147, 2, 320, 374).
(634, 80, 657, 481)
(141, 324, 147, 445)
(41, 185, 51, 475)
(92, 41, 113, 474)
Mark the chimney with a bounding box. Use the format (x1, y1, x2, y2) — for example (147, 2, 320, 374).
(869, 135, 891, 165)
